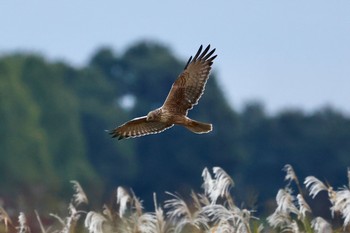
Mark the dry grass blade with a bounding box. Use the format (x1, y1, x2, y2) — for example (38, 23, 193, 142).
(65, 203, 82, 233)
(275, 189, 299, 215)
(164, 192, 208, 232)
(304, 176, 329, 198)
(202, 167, 214, 196)
(296, 194, 311, 220)
(203, 204, 252, 232)
(153, 193, 167, 233)
(102, 205, 114, 221)
(213, 167, 234, 199)
(164, 192, 192, 220)
(50, 203, 82, 233)
(136, 212, 157, 233)
(190, 191, 202, 212)
(283, 164, 298, 184)
(330, 188, 350, 228)
(202, 167, 234, 204)
(267, 188, 299, 229)
(70, 180, 89, 206)
(49, 213, 65, 227)
(8, 166, 350, 233)
(311, 217, 332, 233)
(267, 210, 292, 229)
(117, 186, 131, 218)
(281, 220, 300, 233)
(85, 211, 107, 233)
(0, 207, 12, 232)
(130, 189, 143, 217)
(34, 210, 46, 233)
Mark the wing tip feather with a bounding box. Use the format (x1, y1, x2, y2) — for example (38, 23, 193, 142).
(106, 129, 126, 140)
(184, 44, 217, 70)
(184, 56, 193, 69)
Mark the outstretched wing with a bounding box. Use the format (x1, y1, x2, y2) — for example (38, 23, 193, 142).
(162, 45, 217, 115)
(109, 116, 174, 140)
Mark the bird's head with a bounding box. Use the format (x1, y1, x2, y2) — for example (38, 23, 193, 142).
(146, 109, 160, 121)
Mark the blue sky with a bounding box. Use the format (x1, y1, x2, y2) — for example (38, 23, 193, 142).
(1, 1, 350, 114)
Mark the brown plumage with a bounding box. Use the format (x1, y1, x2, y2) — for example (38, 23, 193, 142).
(109, 45, 217, 140)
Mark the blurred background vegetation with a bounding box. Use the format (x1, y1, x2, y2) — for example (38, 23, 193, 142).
(1, 41, 350, 215)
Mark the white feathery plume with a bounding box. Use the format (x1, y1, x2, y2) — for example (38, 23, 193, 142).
(70, 180, 88, 206)
(203, 204, 233, 221)
(311, 217, 332, 233)
(210, 220, 233, 233)
(131, 193, 160, 233)
(275, 189, 299, 215)
(164, 192, 208, 232)
(267, 188, 299, 229)
(267, 210, 291, 229)
(116, 186, 131, 218)
(281, 220, 301, 233)
(202, 167, 214, 196)
(203, 204, 252, 232)
(213, 167, 234, 200)
(18, 212, 26, 227)
(296, 194, 311, 220)
(85, 211, 107, 233)
(198, 193, 210, 207)
(343, 191, 350, 228)
(330, 188, 350, 228)
(190, 191, 202, 211)
(202, 167, 234, 204)
(17, 212, 30, 233)
(237, 209, 253, 233)
(136, 213, 158, 233)
(164, 192, 192, 220)
(153, 193, 167, 233)
(0, 206, 12, 232)
(304, 176, 328, 198)
(283, 164, 298, 184)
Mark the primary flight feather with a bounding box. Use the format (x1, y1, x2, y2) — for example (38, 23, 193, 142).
(109, 45, 217, 140)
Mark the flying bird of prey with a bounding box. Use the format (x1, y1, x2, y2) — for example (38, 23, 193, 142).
(109, 45, 217, 140)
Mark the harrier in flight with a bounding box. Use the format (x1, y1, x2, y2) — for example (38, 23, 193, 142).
(109, 45, 217, 140)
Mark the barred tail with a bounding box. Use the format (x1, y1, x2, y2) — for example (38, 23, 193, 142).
(185, 119, 212, 134)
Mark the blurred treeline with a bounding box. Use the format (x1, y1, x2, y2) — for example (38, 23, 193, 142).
(1, 41, 350, 212)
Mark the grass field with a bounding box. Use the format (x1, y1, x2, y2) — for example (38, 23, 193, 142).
(1, 165, 349, 233)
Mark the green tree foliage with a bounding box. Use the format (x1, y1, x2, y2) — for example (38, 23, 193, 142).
(0, 55, 102, 207)
(1, 41, 350, 211)
(240, 103, 350, 204)
(0, 56, 55, 189)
